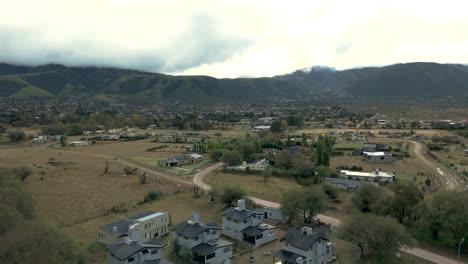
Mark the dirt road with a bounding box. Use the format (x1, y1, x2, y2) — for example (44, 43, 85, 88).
(408, 140, 459, 190)
(192, 162, 224, 191)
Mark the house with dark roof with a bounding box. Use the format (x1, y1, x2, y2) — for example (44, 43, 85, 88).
(273, 227, 334, 264)
(222, 199, 277, 247)
(158, 156, 194, 167)
(173, 212, 233, 264)
(98, 211, 170, 245)
(324, 177, 361, 191)
(105, 238, 172, 264)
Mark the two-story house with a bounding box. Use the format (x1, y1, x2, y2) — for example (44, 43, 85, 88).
(273, 227, 334, 264)
(222, 199, 277, 247)
(105, 238, 171, 264)
(98, 211, 170, 245)
(173, 212, 233, 264)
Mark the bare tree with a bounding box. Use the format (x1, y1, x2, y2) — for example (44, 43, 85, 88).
(104, 161, 110, 174)
(139, 172, 147, 184)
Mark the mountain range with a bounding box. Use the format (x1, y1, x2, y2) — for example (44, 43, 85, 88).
(0, 62, 467, 104)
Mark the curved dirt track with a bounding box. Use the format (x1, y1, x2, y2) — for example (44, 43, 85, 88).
(408, 140, 459, 190)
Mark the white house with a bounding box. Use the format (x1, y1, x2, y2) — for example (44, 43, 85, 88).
(105, 238, 171, 264)
(273, 227, 334, 264)
(226, 159, 270, 172)
(98, 211, 170, 245)
(222, 199, 277, 247)
(173, 212, 233, 264)
(340, 169, 395, 183)
(363, 152, 393, 163)
(68, 140, 90, 147)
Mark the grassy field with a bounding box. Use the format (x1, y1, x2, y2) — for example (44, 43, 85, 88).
(206, 172, 304, 203)
(0, 143, 183, 226)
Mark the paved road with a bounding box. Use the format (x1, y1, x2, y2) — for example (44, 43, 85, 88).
(408, 140, 459, 190)
(194, 163, 464, 264)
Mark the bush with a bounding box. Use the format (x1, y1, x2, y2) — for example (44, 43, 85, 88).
(8, 130, 25, 143)
(143, 191, 161, 203)
(109, 202, 129, 214)
(12, 166, 32, 182)
(123, 166, 138, 175)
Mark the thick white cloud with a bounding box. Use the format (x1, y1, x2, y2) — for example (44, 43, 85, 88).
(1, 0, 468, 77)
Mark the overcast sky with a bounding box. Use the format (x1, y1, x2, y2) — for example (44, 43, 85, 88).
(1, 0, 468, 78)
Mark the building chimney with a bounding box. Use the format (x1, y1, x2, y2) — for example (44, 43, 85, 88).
(191, 211, 200, 225)
(237, 199, 246, 210)
(301, 226, 313, 236)
(112, 226, 118, 233)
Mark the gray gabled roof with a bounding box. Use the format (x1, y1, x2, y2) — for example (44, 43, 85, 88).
(325, 177, 361, 188)
(99, 211, 156, 236)
(282, 228, 328, 251)
(173, 221, 219, 239)
(191, 239, 233, 256)
(106, 239, 162, 261)
(241, 226, 264, 237)
(222, 207, 263, 222)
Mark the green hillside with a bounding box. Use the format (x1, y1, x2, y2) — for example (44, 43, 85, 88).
(0, 62, 467, 104)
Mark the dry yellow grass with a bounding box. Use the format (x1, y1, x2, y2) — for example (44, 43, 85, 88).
(0, 143, 182, 226)
(206, 172, 302, 203)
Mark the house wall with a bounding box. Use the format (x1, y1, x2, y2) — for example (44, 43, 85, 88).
(264, 207, 285, 221)
(365, 154, 393, 163)
(98, 230, 120, 245)
(135, 213, 169, 241)
(222, 214, 262, 241)
(173, 227, 220, 252)
(282, 239, 333, 264)
(107, 248, 161, 264)
(205, 245, 233, 264)
(254, 230, 277, 246)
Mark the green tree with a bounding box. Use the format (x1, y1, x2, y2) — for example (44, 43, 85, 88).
(221, 150, 243, 166)
(340, 213, 414, 260)
(374, 182, 423, 224)
(322, 183, 338, 200)
(209, 149, 223, 161)
(270, 120, 286, 133)
(286, 115, 303, 127)
(281, 188, 326, 224)
(352, 183, 384, 213)
(218, 185, 246, 208)
(8, 130, 25, 143)
(0, 222, 87, 263)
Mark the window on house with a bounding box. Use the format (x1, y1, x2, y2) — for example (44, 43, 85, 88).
(256, 233, 263, 240)
(141, 249, 149, 254)
(194, 236, 199, 241)
(151, 249, 158, 255)
(128, 257, 135, 262)
(227, 217, 232, 221)
(243, 220, 248, 224)
(206, 252, 215, 260)
(211, 230, 217, 235)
